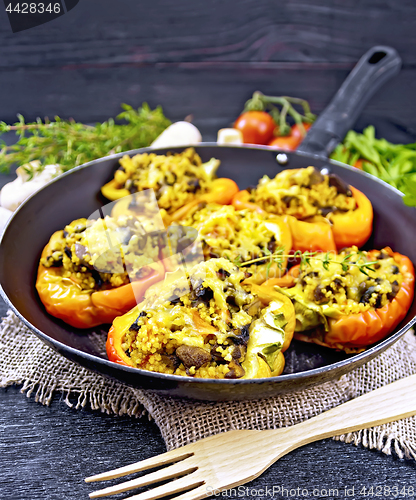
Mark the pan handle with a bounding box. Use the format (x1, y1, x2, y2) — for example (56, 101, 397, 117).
(297, 46, 402, 159)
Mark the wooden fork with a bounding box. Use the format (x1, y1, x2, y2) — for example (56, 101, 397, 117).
(85, 374, 416, 500)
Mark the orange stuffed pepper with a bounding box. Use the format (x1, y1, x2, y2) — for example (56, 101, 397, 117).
(106, 258, 296, 379)
(102, 148, 238, 226)
(272, 246, 414, 352)
(232, 166, 372, 251)
(36, 217, 165, 329)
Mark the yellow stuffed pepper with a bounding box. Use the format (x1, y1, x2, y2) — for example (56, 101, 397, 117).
(168, 202, 292, 285)
(102, 148, 239, 226)
(36, 216, 165, 328)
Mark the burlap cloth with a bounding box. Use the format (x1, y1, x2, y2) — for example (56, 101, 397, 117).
(1, 310, 416, 459)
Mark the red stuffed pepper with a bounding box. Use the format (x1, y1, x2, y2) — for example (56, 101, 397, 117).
(273, 246, 414, 352)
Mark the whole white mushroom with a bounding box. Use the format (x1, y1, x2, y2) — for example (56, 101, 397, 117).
(0, 162, 62, 212)
(150, 121, 202, 148)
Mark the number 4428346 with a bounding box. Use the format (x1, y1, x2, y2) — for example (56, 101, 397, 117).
(5, 3, 61, 14)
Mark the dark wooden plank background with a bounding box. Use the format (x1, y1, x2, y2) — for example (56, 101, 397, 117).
(0, 0, 415, 139)
(1, 2, 416, 499)
(2, 382, 416, 500)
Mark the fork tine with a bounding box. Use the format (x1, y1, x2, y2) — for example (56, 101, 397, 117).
(85, 449, 193, 482)
(88, 459, 197, 499)
(121, 473, 204, 500)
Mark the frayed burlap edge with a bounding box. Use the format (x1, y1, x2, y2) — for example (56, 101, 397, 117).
(332, 330, 416, 460)
(1, 310, 416, 458)
(0, 310, 144, 418)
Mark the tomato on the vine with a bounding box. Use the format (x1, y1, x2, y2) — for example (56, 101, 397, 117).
(234, 111, 276, 145)
(268, 135, 300, 151)
(290, 122, 312, 139)
(268, 122, 312, 151)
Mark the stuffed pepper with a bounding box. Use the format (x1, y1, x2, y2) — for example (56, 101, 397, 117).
(36, 215, 165, 328)
(274, 246, 414, 352)
(232, 166, 373, 251)
(102, 148, 239, 225)
(168, 202, 292, 285)
(106, 258, 295, 379)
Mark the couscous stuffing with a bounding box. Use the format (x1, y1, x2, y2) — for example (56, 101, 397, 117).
(110, 258, 295, 378)
(41, 215, 161, 292)
(103, 147, 220, 214)
(179, 203, 281, 259)
(279, 247, 403, 332)
(167, 203, 291, 282)
(251, 166, 357, 220)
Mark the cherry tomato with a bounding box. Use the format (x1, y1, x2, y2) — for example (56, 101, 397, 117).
(268, 135, 301, 151)
(268, 122, 312, 151)
(290, 122, 312, 139)
(234, 111, 276, 144)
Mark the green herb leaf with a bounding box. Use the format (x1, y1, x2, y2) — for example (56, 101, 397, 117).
(331, 126, 416, 207)
(0, 103, 171, 174)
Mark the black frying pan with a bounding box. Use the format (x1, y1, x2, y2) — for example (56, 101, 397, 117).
(1, 46, 415, 401)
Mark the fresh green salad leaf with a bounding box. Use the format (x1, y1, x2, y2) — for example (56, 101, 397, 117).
(331, 126, 416, 206)
(0, 103, 171, 175)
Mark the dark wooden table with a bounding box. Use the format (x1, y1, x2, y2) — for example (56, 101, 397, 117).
(1, 117, 416, 499)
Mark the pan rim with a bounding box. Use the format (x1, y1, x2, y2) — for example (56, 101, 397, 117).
(0, 143, 414, 389)
(0, 141, 406, 244)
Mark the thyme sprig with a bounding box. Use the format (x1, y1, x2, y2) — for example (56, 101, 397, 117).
(0, 103, 171, 176)
(235, 247, 379, 277)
